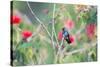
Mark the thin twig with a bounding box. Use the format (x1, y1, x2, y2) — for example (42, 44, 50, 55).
(52, 4, 60, 46)
(64, 42, 96, 56)
(60, 37, 64, 50)
(14, 25, 22, 32)
(40, 34, 57, 45)
(26, 2, 52, 39)
(75, 22, 86, 35)
(51, 3, 54, 48)
(56, 36, 64, 63)
(27, 24, 42, 42)
(57, 37, 64, 55)
(51, 3, 57, 48)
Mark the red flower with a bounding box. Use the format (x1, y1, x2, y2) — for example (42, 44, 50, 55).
(69, 35, 75, 43)
(58, 31, 63, 41)
(11, 15, 21, 24)
(22, 30, 32, 39)
(64, 19, 75, 30)
(85, 23, 96, 39)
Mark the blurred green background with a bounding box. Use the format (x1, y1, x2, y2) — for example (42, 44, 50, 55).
(11, 1, 97, 66)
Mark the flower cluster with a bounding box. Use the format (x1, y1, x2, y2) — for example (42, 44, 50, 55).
(12, 15, 32, 40)
(64, 19, 75, 30)
(85, 23, 96, 39)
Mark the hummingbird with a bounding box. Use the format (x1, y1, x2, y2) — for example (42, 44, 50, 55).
(62, 27, 71, 44)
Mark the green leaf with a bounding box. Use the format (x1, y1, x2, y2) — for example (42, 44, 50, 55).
(18, 42, 33, 49)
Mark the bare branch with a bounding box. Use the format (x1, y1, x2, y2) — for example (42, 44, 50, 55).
(65, 42, 96, 56)
(51, 3, 56, 48)
(53, 4, 60, 46)
(26, 2, 52, 39)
